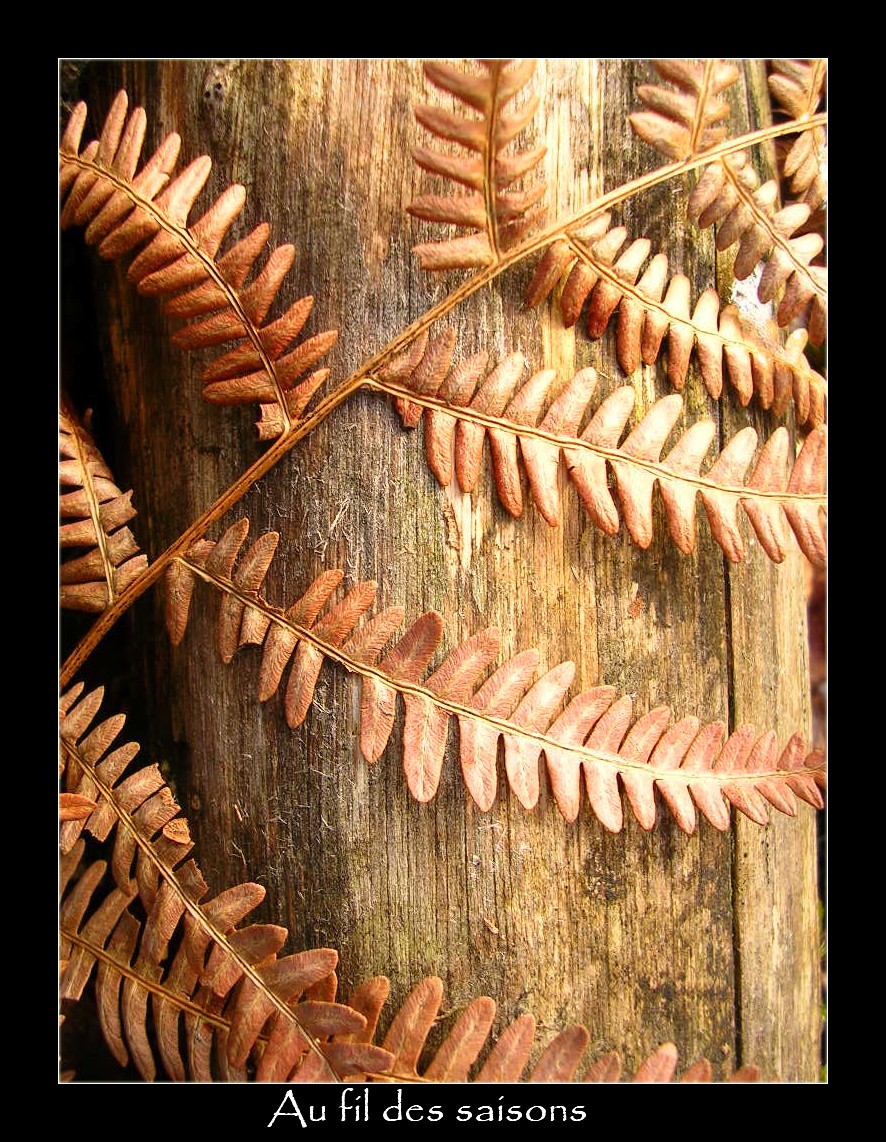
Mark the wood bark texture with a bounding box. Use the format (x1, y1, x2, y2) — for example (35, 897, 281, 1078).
(61, 58, 822, 1082)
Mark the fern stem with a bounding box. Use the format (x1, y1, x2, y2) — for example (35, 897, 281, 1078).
(687, 61, 719, 157)
(61, 925, 235, 1030)
(484, 61, 504, 261)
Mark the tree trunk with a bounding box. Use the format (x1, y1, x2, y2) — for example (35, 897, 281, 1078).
(62, 58, 822, 1082)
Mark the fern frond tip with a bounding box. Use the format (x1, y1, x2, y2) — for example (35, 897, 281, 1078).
(409, 59, 546, 271)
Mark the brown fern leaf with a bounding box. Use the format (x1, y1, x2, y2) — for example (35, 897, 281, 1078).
(358, 610, 444, 766)
(58, 686, 154, 864)
(528, 1024, 592, 1082)
(524, 213, 826, 424)
(402, 626, 502, 802)
(582, 1042, 761, 1083)
(383, 353, 827, 567)
(163, 524, 825, 832)
(629, 59, 741, 160)
(371, 976, 570, 1083)
(60, 404, 148, 612)
(337, 975, 765, 1083)
(481, 664, 824, 835)
(474, 1013, 538, 1082)
(630, 56, 828, 344)
(60, 791, 99, 821)
(59, 684, 393, 1083)
(379, 974, 444, 1077)
(59, 90, 337, 438)
(60, 859, 376, 1082)
(165, 521, 381, 731)
(456, 664, 825, 833)
(166, 520, 442, 787)
(768, 59, 828, 213)
(429, 999, 516, 1082)
(408, 59, 546, 270)
(686, 150, 827, 346)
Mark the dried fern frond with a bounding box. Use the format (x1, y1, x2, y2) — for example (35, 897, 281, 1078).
(408, 59, 546, 270)
(525, 212, 826, 425)
(628, 60, 827, 346)
(59, 90, 337, 439)
(375, 346, 827, 568)
(768, 59, 827, 212)
(59, 684, 392, 1083)
(165, 520, 826, 834)
(629, 59, 742, 161)
(375, 976, 586, 1082)
(584, 1042, 761, 1083)
(60, 405, 148, 613)
(686, 150, 827, 346)
(343, 975, 763, 1083)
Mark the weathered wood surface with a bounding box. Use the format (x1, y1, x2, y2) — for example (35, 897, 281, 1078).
(61, 58, 822, 1081)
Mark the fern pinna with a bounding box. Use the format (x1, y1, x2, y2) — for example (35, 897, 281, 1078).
(376, 335, 825, 565)
(166, 517, 824, 832)
(60, 402, 148, 611)
(60, 59, 826, 1084)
